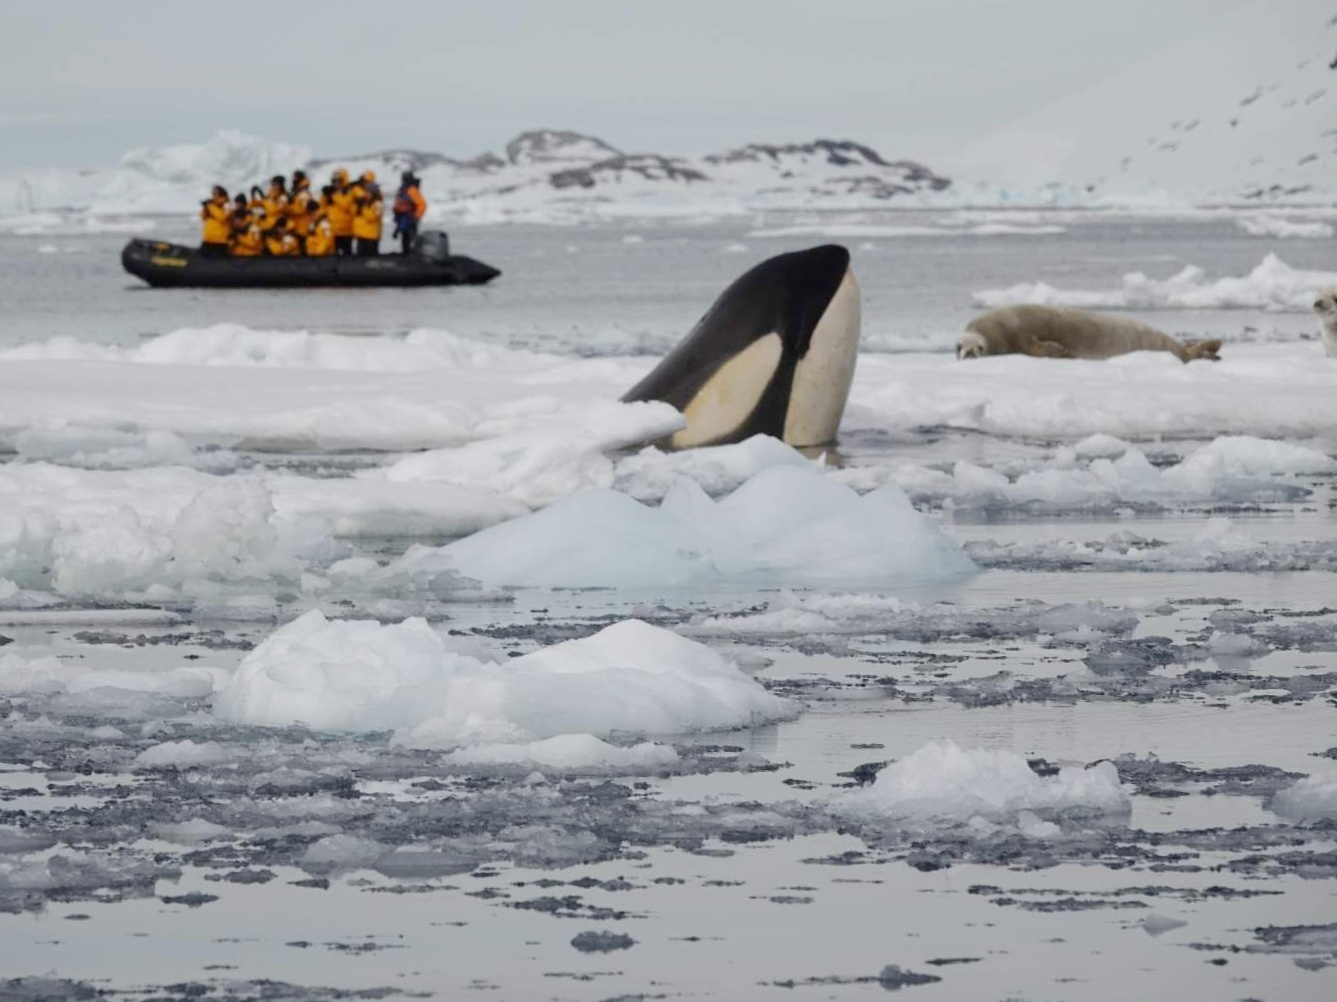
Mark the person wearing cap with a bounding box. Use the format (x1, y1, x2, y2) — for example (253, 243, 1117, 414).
(199, 185, 231, 256)
(351, 170, 383, 256)
(326, 167, 356, 256)
(257, 175, 290, 232)
(391, 171, 428, 255)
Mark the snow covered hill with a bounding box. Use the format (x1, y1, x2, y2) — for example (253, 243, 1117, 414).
(954, 0, 1337, 205)
(0, 128, 953, 228)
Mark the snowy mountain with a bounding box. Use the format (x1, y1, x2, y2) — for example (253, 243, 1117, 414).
(953, 0, 1337, 205)
(0, 128, 953, 227)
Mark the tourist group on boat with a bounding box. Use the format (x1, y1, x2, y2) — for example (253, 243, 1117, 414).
(199, 168, 428, 259)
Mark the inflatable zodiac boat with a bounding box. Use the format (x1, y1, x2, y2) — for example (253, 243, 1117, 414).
(121, 231, 500, 289)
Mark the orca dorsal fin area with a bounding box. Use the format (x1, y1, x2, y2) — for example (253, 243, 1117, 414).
(621, 244, 860, 449)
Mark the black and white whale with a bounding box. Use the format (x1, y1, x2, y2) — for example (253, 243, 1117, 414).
(621, 244, 860, 449)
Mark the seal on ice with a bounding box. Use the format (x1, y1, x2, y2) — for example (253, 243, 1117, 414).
(1310, 287, 1337, 357)
(957, 305, 1222, 363)
(623, 244, 860, 449)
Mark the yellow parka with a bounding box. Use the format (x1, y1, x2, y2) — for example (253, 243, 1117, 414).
(231, 222, 264, 257)
(287, 185, 315, 232)
(200, 197, 231, 245)
(327, 187, 356, 237)
(305, 216, 334, 257)
(352, 194, 383, 241)
(265, 229, 301, 257)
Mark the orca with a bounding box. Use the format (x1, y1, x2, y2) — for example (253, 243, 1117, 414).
(621, 244, 860, 449)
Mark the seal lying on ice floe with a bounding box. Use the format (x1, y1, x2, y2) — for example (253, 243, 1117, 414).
(1310, 287, 1337, 357)
(622, 244, 860, 449)
(957, 305, 1222, 363)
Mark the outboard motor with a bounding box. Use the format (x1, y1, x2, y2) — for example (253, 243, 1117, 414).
(412, 230, 451, 261)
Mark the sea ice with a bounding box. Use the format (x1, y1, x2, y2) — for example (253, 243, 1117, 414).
(433, 465, 976, 588)
(1235, 214, 1334, 239)
(841, 435, 1334, 512)
(613, 434, 819, 501)
(837, 740, 1130, 826)
(848, 346, 1337, 441)
(968, 517, 1337, 573)
(134, 740, 237, 770)
(442, 734, 680, 772)
(214, 612, 795, 746)
(973, 253, 1337, 312)
(1272, 775, 1337, 822)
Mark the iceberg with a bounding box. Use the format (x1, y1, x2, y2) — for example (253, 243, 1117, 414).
(837, 740, 1130, 826)
(213, 611, 795, 746)
(432, 465, 976, 589)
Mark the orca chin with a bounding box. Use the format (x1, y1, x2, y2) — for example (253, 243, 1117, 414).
(621, 244, 860, 450)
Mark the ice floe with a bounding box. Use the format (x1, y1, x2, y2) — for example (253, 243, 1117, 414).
(967, 517, 1337, 573)
(1235, 214, 1334, 239)
(432, 465, 976, 589)
(837, 740, 1130, 827)
(974, 254, 1337, 312)
(1272, 774, 1337, 822)
(836, 435, 1335, 512)
(848, 344, 1337, 441)
(214, 612, 795, 746)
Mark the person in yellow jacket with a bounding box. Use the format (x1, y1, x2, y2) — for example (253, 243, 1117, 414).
(264, 217, 302, 257)
(199, 185, 231, 256)
(230, 207, 265, 257)
(246, 175, 289, 234)
(305, 213, 335, 257)
(351, 170, 383, 256)
(287, 170, 315, 234)
(326, 168, 356, 256)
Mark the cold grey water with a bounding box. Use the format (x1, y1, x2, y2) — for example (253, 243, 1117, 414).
(0, 213, 1334, 1001)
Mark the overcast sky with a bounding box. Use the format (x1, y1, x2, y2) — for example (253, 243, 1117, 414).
(0, 0, 1243, 171)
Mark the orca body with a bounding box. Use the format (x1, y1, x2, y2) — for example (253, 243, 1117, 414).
(621, 244, 860, 449)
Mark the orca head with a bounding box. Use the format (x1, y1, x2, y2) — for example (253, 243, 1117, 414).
(622, 244, 860, 449)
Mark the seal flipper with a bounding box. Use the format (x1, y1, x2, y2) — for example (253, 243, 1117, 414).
(621, 244, 860, 449)
(1181, 338, 1222, 362)
(1026, 338, 1073, 359)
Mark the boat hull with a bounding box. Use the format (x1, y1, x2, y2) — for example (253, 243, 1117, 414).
(121, 239, 501, 288)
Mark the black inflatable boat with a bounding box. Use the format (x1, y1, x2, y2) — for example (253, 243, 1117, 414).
(121, 231, 500, 288)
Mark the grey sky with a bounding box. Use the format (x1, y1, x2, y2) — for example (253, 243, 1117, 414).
(0, 0, 1242, 171)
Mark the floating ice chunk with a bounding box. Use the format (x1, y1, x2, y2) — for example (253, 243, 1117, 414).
(300, 834, 387, 871)
(1172, 436, 1335, 479)
(0, 652, 86, 694)
(1272, 775, 1337, 822)
(442, 734, 679, 771)
(1073, 434, 1131, 459)
(969, 517, 1337, 573)
(974, 254, 1337, 312)
(837, 741, 1129, 825)
(153, 819, 233, 844)
(1236, 215, 1333, 239)
(871, 436, 1330, 514)
(1206, 631, 1268, 658)
(380, 399, 681, 509)
(1142, 914, 1188, 937)
(435, 465, 975, 589)
(614, 434, 819, 501)
(214, 611, 466, 733)
(134, 740, 236, 770)
(217, 612, 794, 746)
